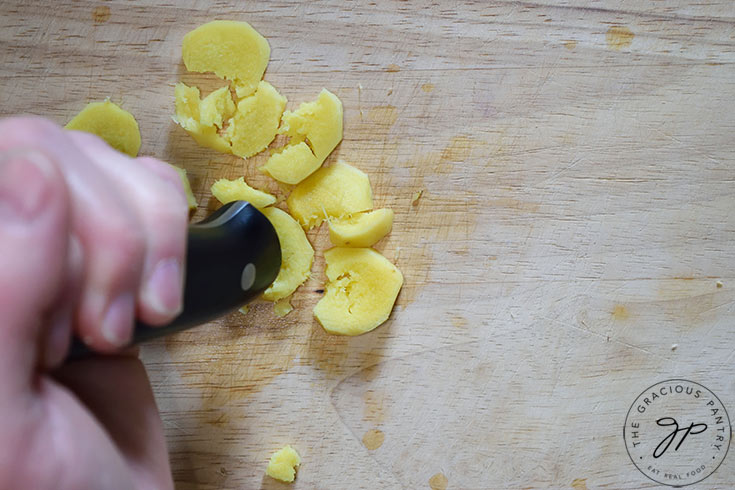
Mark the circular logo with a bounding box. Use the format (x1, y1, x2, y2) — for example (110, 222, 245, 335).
(624, 379, 731, 487)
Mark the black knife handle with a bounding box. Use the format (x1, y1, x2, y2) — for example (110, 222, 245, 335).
(66, 201, 281, 362)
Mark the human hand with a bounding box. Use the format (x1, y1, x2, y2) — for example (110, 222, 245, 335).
(0, 117, 186, 489)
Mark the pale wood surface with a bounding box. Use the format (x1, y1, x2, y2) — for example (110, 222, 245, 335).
(2, 1, 735, 488)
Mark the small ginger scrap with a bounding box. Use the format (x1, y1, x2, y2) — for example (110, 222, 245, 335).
(274, 298, 293, 317)
(266, 445, 301, 483)
(199, 86, 236, 128)
(287, 161, 373, 229)
(65, 100, 141, 157)
(173, 82, 232, 153)
(210, 176, 276, 209)
(314, 247, 403, 335)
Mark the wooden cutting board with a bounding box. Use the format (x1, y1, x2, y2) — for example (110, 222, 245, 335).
(3, 1, 735, 488)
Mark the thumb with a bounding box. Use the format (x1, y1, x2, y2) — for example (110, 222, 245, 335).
(0, 150, 69, 399)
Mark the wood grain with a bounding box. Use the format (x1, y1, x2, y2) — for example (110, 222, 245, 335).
(2, 1, 735, 488)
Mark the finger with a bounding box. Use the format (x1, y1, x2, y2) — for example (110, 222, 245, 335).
(43, 234, 84, 369)
(68, 132, 188, 326)
(0, 149, 69, 399)
(4, 378, 135, 490)
(0, 117, 146, 352)
(54, 357, 174, 490)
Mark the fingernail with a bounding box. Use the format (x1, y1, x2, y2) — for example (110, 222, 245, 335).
(45, 308, 72, 368)
(101, 293, 135, 347)
(0, 151, 54, 221)
(144, 258, 183, 318)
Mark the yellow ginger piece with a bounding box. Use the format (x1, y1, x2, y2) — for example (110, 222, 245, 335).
(314, 248, 403, 335)
(261, 207, 314, 302)
(274, 298, 293, 317)
(224, 81, 286, 158)
(266, 445, 301, 483)
(210, 177, 276, 209)
(65, 101, 141, 157)
(262, 89, 343, 184)
(182, 20, 270, 98)
(329, 209, 394, 247)
(287, 161, 373, 229)
(199, 86, 235, 128)
(173, 83, 231, 153)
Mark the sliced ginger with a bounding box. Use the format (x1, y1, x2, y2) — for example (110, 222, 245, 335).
(261, 207, 314, 302)
(65, 101, 141, 157)
(329, 209, 394, 247)
(211, 177, 276, 208)
(314, 248, 403, 335)
(176, 22, 284, 156)
(173, 83, 232, 153)
(262, 89, 343, 184)
(224, 81, 286, 158)
(174, 80, 286, 158)
(263, 142, 318, 184)
(274, 298, 294, 317)
(199, 86, 236, 128)
(174, 21, 403, 334)
(287, 161, 373, 229)
(266, 445, 301, 483)
(280, 89, 342, 161)
(182, 20, 270, 98)
(173, 82, 201, 126)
